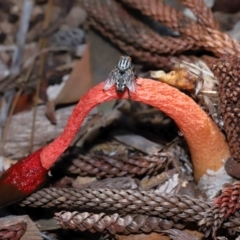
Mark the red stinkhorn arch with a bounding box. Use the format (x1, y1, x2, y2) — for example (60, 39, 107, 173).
(0, 78, 230, 208)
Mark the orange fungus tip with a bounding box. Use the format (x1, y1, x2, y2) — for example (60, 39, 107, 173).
(0, 78, 230, 208)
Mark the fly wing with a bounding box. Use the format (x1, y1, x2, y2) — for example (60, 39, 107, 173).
(103, 77, 115, 90)
(103, 69, 117, 90)
(125, 71, 136, 92)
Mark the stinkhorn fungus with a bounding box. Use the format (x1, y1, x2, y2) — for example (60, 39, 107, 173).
(0, 78, 230, 208)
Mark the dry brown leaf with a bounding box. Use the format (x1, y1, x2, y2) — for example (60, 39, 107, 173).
(73, 176, 138, 190)
(65, 6, 87, 28)
(112, 133, 164, 155)
(54, 43, 92, 105)
(2, 156, 17, 171)
(72, 176, 96, 188)
(45, 43, 92, 123)
(185, 229, 204, 239)
(161, 229, 200, 240)
(45, 100, 56, 124)
(0, 217, 26, 240)
(35, 218, 59, 231)
(140, 172, 169, 190)
(150, 68, 197, 90)
(13, 92, 36, 114)
(116, 233, 170, 240)
(22, 42, 38, 65)
(74, 109, 122, 147)
(21, 216, 43, 240)
(4, 104, 75, 158)
(0, 215, 43, 240)
(177, 60, 218, 94)
(156, 173, 180, 194)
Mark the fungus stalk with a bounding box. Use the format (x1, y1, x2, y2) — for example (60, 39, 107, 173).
(0, 78, 230, 208)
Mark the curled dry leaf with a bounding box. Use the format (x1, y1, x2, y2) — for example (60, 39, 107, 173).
(161, 229, 199, 240)
(54, 43, 92, 104)
(140, 172, 169, 190)
(45, 43, 92, 123)
(73, 176, 138, 190)
(151, 60, 218, 96)
(156, 173, 180, 194)
(112, 133, 164, 155)
(0, 215, 42, 240)
(150, 67, 197, 90)
(177, 60, 218, 94)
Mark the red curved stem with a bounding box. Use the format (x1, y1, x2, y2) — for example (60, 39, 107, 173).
(0, 78, 230, 208)
(41, 78, 229, 179)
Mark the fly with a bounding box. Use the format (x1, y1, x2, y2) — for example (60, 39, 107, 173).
(103, 56, 136, 93)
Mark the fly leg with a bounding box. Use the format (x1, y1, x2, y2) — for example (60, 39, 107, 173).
(134, 74, 142, 87)
(127, 88, 131, 99)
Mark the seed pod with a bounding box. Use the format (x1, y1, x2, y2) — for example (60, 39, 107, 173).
(211, 56, 240, 162)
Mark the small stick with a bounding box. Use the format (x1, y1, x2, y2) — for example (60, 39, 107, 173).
(29, 0, 53, 152)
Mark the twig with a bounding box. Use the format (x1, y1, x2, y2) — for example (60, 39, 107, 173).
(0, 0, 33, 156)
(0, 67, 33, 155)
(29, 0, 53, 152)
(10, 0, 33, 75)
(23, 46, 71, 69)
